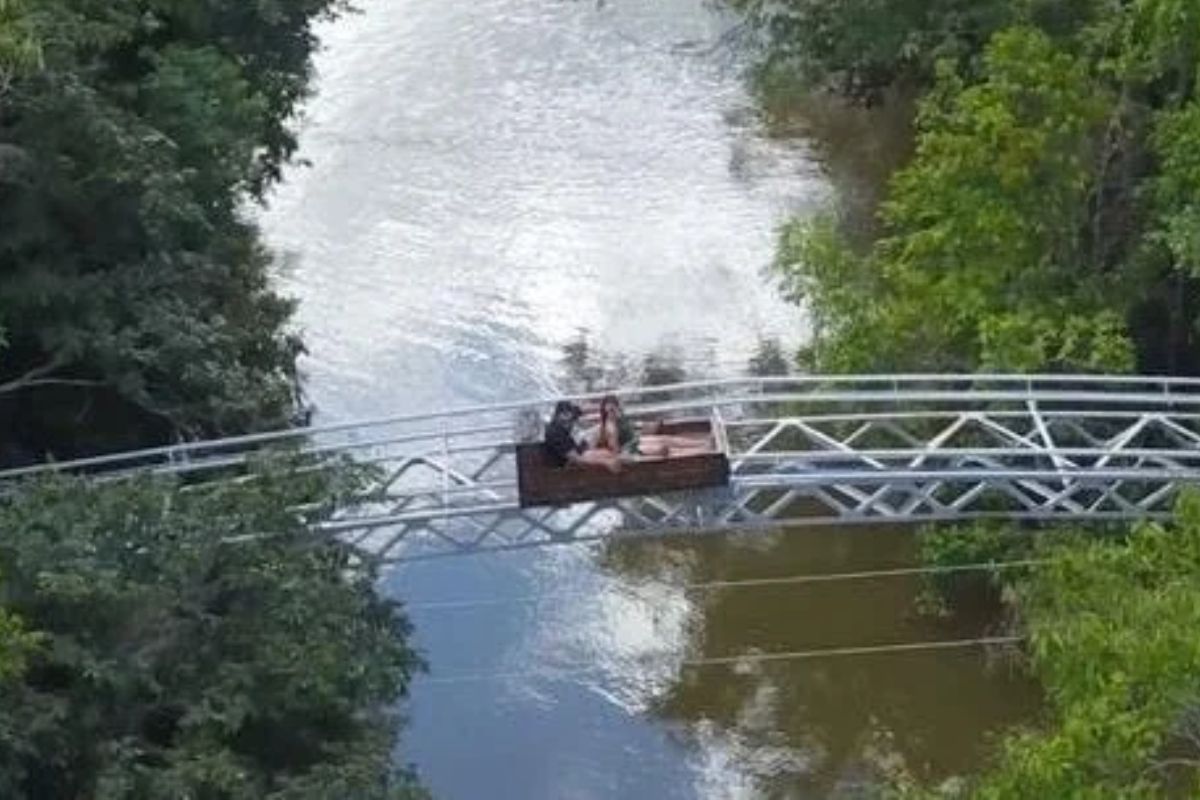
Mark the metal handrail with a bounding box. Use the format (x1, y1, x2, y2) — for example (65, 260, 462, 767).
(728, 447, 1200, 462)
(310, 464, 1188, 536)
(6, 374, 1200, 481)
(6, 375, 1193, 561)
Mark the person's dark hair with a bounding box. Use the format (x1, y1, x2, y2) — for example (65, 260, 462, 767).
(553, 400, 582, 420)
(597, 395, 622, 450)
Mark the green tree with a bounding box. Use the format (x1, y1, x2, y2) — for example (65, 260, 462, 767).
(0, 468, 426, 799)
(0, 574, 39, 683)
(728, 0, 1014, 102)
(0, 0, 345, 459)
(0, 0, 40, 80)
(966, 497, 1200, 796)
(738, 2, 1200, 794)
(727, 0, 1112, 104)
(754, 0, 1200, 376)
(778, 28, 1135, 372)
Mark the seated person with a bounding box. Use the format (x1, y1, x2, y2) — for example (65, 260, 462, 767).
(594, 395, 712, 459)
(543, 401, 622, 474)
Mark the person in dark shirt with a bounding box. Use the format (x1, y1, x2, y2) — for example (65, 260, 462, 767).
(543, 401, 621, 473)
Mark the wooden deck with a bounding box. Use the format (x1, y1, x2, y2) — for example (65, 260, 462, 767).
(516, 417, 730, 508)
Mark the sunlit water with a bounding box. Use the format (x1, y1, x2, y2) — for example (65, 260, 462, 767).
(260, 1, 1039, 797)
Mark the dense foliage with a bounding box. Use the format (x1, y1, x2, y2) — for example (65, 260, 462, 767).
(975, 502, 1200, 796)
(733, 0, 1200, 794)
(905, 499, 1200, 797)
(0, 0, 40, 82)
(729, 0, 1014, 102)
(0, 6, 433, 797)
(0, 0, 344, 461)
(752, 0, 1200, 375)
(0, 468, 426, 799)
(0, 572, 39, 683)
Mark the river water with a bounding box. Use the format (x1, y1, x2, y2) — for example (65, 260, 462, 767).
(261, 1, 1040, 797)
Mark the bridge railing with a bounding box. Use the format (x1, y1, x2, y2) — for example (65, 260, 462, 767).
(8, 374, 1200, 560)
(4, 374, 1200, 485)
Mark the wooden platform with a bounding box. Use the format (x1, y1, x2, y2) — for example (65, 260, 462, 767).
(516, 417, 730, 508)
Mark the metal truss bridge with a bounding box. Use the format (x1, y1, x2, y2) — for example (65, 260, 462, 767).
(5, 374, 1200, 563)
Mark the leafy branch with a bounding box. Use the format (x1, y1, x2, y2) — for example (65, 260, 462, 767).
(0, 354, 105, 396)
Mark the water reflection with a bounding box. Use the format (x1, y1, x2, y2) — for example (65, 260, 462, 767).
(558, 332, 789, 391)
(259, 0, 1040, 795)
(601, 530, 1042, 796)
(263, 0, 817, 425)
(761, 88, 917, 244)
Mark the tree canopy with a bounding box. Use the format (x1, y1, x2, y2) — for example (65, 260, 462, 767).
(906, 499, 1200, 797)
(735, 0, 1200, 794)
(0, 0, 344, 461)
(0, 2, 439, 796)
(759, 0, 1200, 375)
(0, 468, 426, 799)
(972, 502, 1200, 796)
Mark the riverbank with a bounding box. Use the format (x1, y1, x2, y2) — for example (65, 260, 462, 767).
(735, 0, 1200, 793)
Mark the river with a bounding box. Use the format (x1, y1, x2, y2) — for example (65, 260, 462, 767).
(260, 1, 1040, 797)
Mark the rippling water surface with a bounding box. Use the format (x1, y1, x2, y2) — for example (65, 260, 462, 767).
(261, 1, 1039, 797)
(265, 0, 819, 420)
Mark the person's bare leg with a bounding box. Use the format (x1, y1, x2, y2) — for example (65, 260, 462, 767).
(665, 444, 712, 458)
(636, 440, 668, 458)
(641, 434, 711, 455)
(666, 434, 712, 450)
(575, 449, 622, 474)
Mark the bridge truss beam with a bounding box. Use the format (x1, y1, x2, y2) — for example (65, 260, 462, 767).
(5, 375, 1200, 563)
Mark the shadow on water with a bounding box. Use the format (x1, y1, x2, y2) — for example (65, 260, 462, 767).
(598, 528, 1043, 796)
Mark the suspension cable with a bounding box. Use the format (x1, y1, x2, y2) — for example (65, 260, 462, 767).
(420, 635, 1026, 685)
(404, 559, 1050, 611)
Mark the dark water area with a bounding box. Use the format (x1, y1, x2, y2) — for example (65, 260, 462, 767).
(760, 86, 918, 245)
(600, 530, 1041, 795)
(260, 0, 1042, 796)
